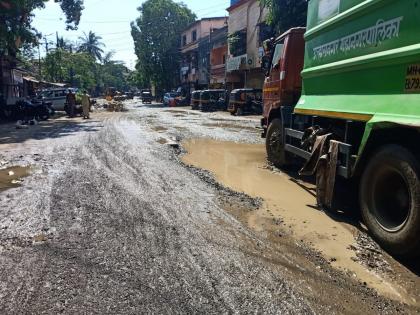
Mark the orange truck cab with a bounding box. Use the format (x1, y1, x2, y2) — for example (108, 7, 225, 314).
(261, 28, 306, 136)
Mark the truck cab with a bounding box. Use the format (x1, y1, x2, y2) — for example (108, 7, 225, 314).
(261, 28, 306, 131)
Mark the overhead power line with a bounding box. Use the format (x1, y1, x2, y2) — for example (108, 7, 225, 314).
(36, 17, 130, 24)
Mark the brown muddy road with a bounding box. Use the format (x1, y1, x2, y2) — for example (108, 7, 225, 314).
(0, 100, 418, 314)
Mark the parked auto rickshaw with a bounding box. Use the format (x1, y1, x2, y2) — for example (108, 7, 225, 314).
(200, 90, 227, 112)
(141, 90, 153, 104)
(125, 92, 134, 100)
(228, 88, 263, 116)
(190, 90, 202, 110)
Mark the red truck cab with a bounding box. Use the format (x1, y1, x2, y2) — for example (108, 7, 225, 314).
(261, 28, 306, 136)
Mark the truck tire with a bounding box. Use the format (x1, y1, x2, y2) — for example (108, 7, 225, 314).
(266, 118, 290, 168)
(360, 144, 420, 257)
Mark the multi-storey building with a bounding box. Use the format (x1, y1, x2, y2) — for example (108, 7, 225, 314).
(180, 17, 228, 93)
(226, 0, 275, 90)
(209, 26, 228, 89)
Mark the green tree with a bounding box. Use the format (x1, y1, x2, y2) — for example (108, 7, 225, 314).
(56, 36, 73, 51)
(102, 51, 116, 65)
(43, 47, 132, 94)
(100, 61, 131, 92)
(0, 0, 84, 57)
(77, 31, 105, 61)
(262, 0, 308, 34)
(131, 0, 195, 93)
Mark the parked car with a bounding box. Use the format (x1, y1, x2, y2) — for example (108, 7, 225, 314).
(163, 92, 179, 106)
(200, 90, 227, 112)
(125, 92, 134, 100)
(141, 91, 153, 104)
(228, 88, 263, 116)
(174, 95, 189, 107)
(38, 88, 76, 111)
(190, 90, 202, 110)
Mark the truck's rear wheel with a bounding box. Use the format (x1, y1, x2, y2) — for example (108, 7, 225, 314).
(360, 145, 420, 257)
(266, 118, 290, 168)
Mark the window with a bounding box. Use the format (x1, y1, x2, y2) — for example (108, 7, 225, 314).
(272, 43, 284, 69)
(182, 35, 187, 46)
(222, 54, 226, 64)
(192, 30, 197, 42)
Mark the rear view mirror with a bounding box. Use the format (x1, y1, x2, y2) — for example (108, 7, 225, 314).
(261, 55, 271, 72)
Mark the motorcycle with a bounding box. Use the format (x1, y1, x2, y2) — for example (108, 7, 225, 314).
(15, 98, 55, 122)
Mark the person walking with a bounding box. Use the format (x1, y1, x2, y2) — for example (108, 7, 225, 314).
(81, 90, 91, 119)
(66, 89, 76, 118)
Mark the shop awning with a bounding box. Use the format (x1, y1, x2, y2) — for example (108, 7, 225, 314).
(23, 76, 40, 83)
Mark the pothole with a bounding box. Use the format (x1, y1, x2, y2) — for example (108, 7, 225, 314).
(181, 138, 415, 305)
(0, 166, 32, 192)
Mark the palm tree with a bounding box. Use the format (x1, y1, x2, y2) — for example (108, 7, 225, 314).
(56, 36, 73, 52)
(77, 31, 105, 61)
(102, 51, 115, 65)
(102, 50, 124, 66)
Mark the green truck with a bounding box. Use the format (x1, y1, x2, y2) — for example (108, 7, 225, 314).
(261, 0, 420, 257)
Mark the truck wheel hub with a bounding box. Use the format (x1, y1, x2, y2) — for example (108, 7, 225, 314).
(269, 131, 282, 153)
(371, 166, 411, 232)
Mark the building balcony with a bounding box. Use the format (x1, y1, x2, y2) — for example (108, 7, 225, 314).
(211, 64, 226, 77)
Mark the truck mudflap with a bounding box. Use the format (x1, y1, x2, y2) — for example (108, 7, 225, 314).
(298, 133, 338, 208)
(300, 137, 340, 208)
(285, 128, 352, 208)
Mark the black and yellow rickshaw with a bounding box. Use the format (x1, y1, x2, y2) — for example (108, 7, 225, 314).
(200, 89, 227, 112)
(227, 88, 263, 116)
(190, 90, 202, 110)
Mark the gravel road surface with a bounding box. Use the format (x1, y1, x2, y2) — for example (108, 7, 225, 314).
(0, 101, 418, 314)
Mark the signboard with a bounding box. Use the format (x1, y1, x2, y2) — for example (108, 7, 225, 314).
(318, 0, 340, 22)
(226, 54, 247, 72)
(312, 16, 403, 60)
(12, 69, 23, 84)
(181, 67, 189, 75)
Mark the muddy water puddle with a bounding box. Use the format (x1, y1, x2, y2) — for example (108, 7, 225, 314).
(151, 126, 168, 132)
(168, 110, 200, 116)
(0, 166, 32, 192)
(202, 123, 259, 132)
(156, 138, 168, 145)
(182, 138, 416, 305)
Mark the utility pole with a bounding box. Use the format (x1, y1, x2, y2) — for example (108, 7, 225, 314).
(44, 37, 49, 54)
(38, 43, 41, 78)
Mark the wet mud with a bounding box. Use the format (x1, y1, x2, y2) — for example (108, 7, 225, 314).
(0, 166, 32, 192)
(156, 138, 168, 145)
(182, 138, 418, 305)
(167, 109, 200, 116)
(202, 123, 259, 132)
(151, 126, 168, 132)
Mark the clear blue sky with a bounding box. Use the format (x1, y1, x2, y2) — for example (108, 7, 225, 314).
(33, 0, 230, 69)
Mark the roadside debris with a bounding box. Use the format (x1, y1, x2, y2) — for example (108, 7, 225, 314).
(350, 233, 393, 274)
(106, 101, 125, 112)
